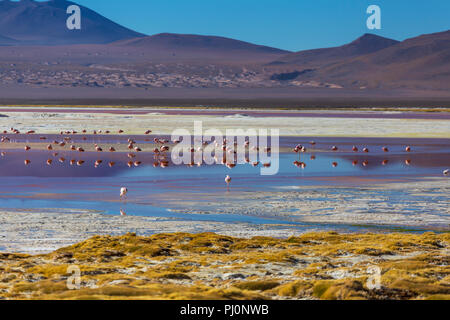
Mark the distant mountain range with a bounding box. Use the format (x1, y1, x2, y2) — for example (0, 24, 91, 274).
(273, 30, 450, 90)
(271, 34, 400, 67)
(0, 0, 448, 93)
(0, 0, 144, 45)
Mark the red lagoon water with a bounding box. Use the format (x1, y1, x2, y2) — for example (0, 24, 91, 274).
(0, 136, 447, 231)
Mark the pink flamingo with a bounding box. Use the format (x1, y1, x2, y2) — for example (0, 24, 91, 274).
(225, 175, 231, 190)
(120, 187, 128, 200)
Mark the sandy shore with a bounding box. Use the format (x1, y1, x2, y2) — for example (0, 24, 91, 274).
(1, 177, 448, 255)
(0, 107, 449, 138)
(0, 209, 314, 255)
(167, 178, 450, 231)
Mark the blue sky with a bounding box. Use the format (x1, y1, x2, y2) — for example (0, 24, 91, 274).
(55, 0, 450, 51)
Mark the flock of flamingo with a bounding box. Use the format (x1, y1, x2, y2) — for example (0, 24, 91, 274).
(291, 142, 416, 169)
(0, 128, 448, 200)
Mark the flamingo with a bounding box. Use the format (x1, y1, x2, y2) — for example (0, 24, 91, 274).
(405, 159, 411, 166)
(47, 144, 53, 151)
(332, 162, 338, 168)
(331, 146, 338, 151)
(405, 146, 411, 152)
(352, 146, 358, 152)
(225, 175, 231, 189)
(46, 159, 53, 166)
(363, 148, 369, 153)
(382, 160, 389, 166)
(108, 162, 115, 167)
(109, 147, 116, 152)
(161, 160, 169, 168)
(120, 209, 127, 216)
(24, 160, 31, 165)
(77, 160, 85, 166)
(120, 187, 128, 200)
(24, 146, 31, 151)
(382, 147, 389, 152)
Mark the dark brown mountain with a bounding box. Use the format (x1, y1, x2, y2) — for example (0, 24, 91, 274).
(0, 0, 144, 45)
(110, 33, 291, 62)
(115, 33, 287, 53)
(271, 33, 399, 67)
